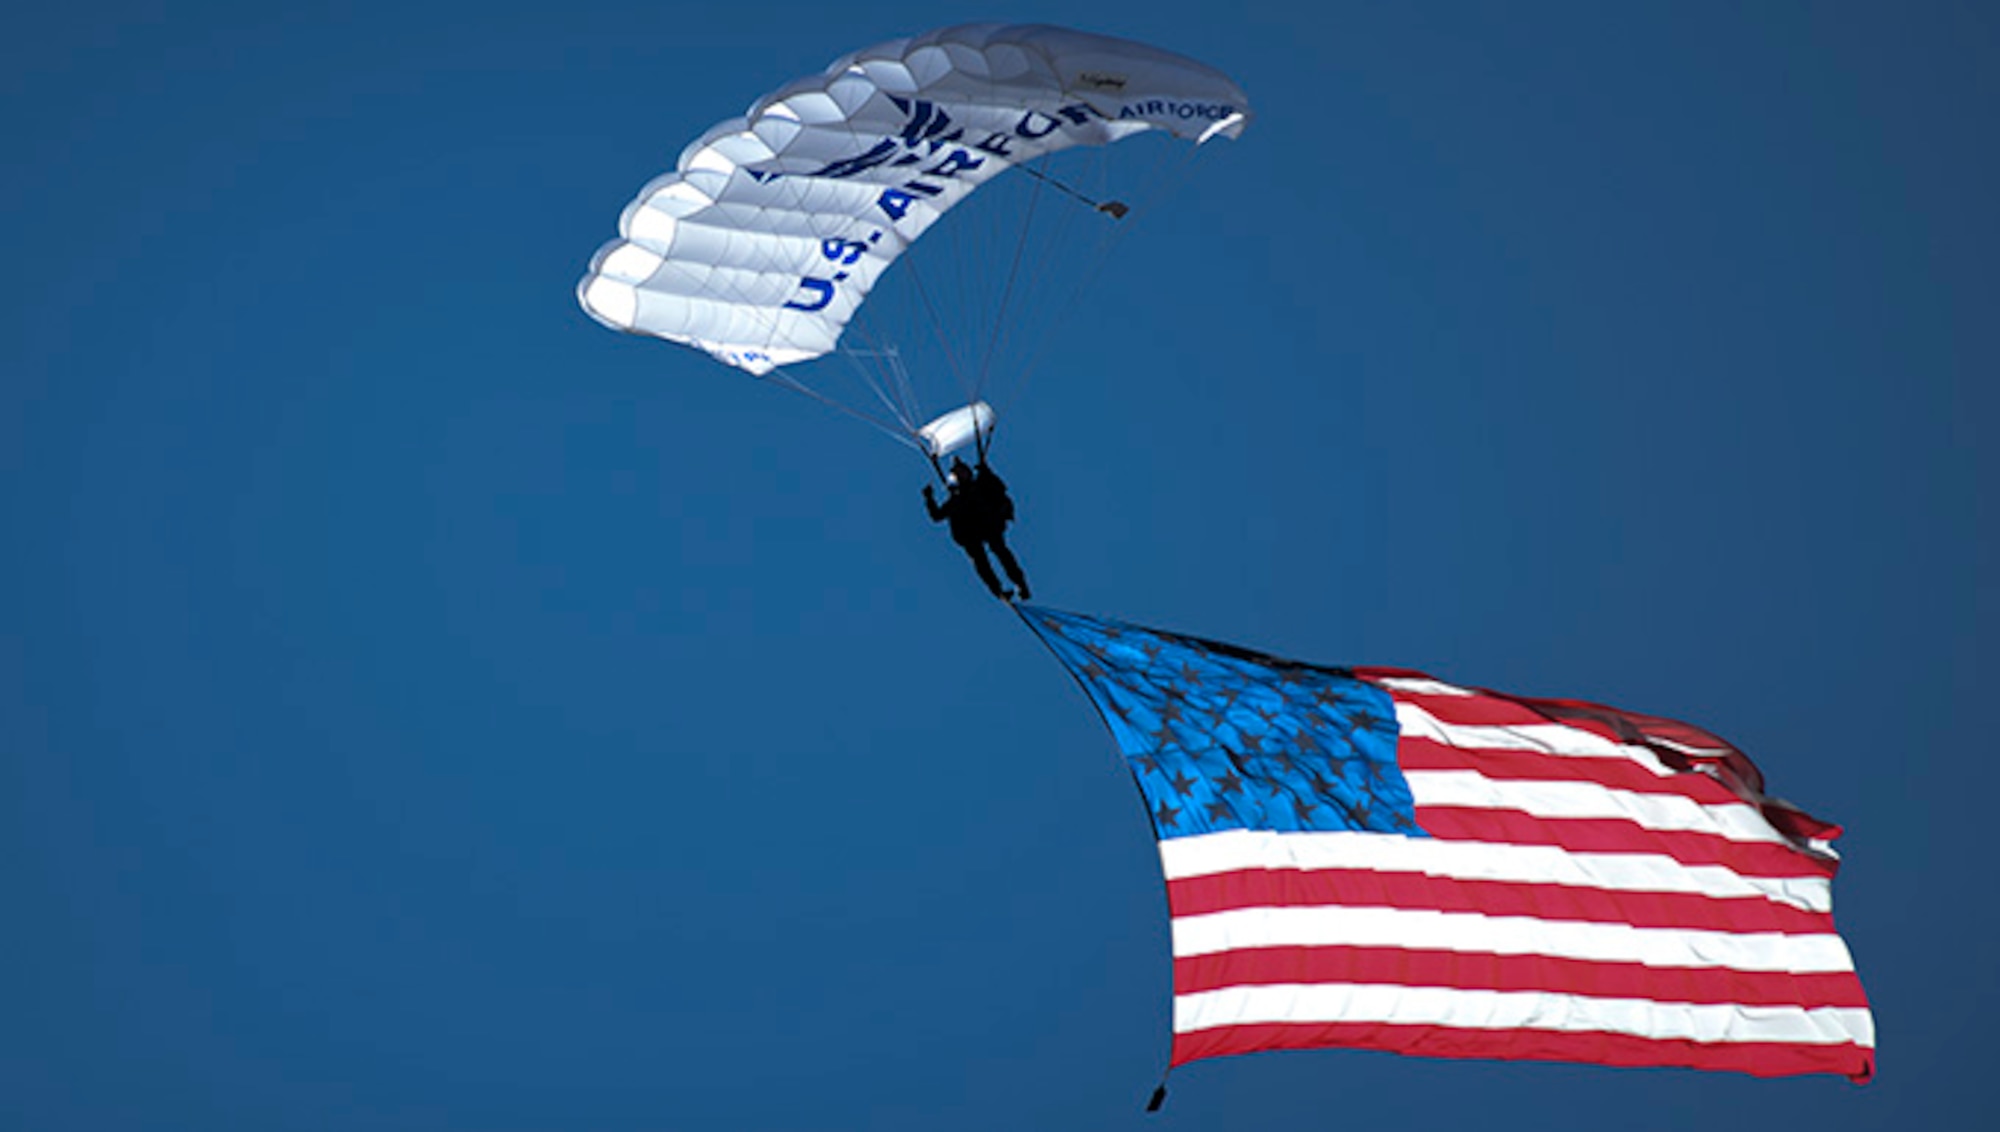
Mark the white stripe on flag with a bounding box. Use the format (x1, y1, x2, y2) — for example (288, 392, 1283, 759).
(1172, 983, 1878, 1047)
(1372, 677, 1474, 697)
(1393, 702, 1683, 776)
(1157, 829, 1833, 912)
(1404, 769, 1785, 845)
(1170, 904, 1859, 973)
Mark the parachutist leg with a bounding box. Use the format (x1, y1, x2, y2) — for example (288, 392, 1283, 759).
(990, 537, 1030, 600)
(963, 542, 1011, 599)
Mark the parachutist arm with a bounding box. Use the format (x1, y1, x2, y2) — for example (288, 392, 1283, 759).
(924, 489, 949, 523)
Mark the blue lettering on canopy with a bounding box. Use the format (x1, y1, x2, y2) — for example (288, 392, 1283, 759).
(877, 188, 917, 221)
(821, 238, 865, 265)
(783, 277, 835, 312)
(757, 97, 1118, 228)
(1015, 110, 1062, 139)
(922, 148, 983, 178)
(876, 177, 951, 221)
(1118, 100, 1237, 122)
(808, 139, 898, 179)
(888, 97, 961, 146)
(758, 99, 1111, 186)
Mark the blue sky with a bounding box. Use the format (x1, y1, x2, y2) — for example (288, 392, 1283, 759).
(3, 3, 1993, 1129)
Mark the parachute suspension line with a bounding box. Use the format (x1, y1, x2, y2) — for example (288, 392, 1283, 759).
(639, 140, 929, 454)
(884, 344, 922, 431)
(839, 317, 924, 435)
(972, 144, 1104, 436)
(972, 152, 1053, 405)
(879, 341, 931, 450)
(878, 315, 923, 429)
(896, 249, 983, 414)
(963, 67, 1014, 415)
(984, 146, 1122, 405)
(821, 110, 932, 436)
(1006, 148, 1098, 372)
(1014, 159, 1131, 219)
(634, 189, 915, 444)
(984, 150, 1090, 441)
(841, 344, 921, 436)
(994, 152, 1133, 418)
(760, 369, 926, 454)
(657, 255, 909, 439)
(1006, 139, 1209, 414)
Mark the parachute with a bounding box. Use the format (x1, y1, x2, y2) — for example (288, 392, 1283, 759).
(578, 23, 1249, 461)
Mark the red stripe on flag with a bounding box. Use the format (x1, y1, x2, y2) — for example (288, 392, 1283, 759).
(1413, 808, 1840, 878)
(1374, 691, 1554, 728)
(1397, 739, 1748, 806)
(1170, 945, 1871, 1007)
(1167, 868, 1833, 934)
(1170, 1020, 1875, 1081)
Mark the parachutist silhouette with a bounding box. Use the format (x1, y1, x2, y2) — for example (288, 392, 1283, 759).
(924, 456, 1032, 602)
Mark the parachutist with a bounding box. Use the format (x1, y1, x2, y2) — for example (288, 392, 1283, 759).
(924, 456, 1032, 602)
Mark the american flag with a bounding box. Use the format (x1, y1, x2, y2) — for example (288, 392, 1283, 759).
(1018, 606, 1874, 1083)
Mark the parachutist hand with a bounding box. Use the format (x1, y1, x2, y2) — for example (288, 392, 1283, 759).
(922, 484, 934, 499)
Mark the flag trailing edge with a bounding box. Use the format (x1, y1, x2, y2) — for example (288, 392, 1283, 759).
(1016, 604, 1874, 1083)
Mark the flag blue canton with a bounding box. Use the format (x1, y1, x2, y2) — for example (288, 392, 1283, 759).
(1019, 606, 1424, 841)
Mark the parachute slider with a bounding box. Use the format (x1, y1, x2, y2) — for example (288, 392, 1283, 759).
(917, 401, 996, 458)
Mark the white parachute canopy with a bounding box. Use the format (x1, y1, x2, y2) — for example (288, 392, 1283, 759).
(579, 23, 1249, 453)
